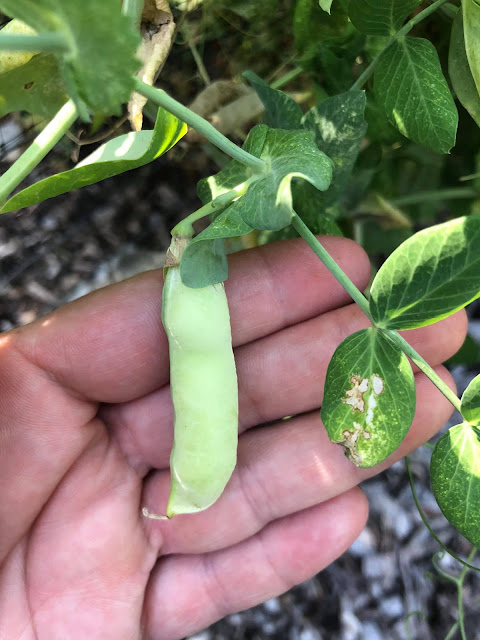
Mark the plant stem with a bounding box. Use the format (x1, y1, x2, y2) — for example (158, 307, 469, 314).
(406, 456, 480, 573)
(391, 188, 477, 207)
(171, 184, 248, 237)
(291, 212, 463, 412)
(352, 0, 451, 90)
(384, 329, 462, 412)
(0, 32, 70, 53)
(457, 547, 476, 640)
(0, 100, 77, 207)
(271, 67, 303, 89)
(134, 78, 267, 174)
(291, 213, 372, 317)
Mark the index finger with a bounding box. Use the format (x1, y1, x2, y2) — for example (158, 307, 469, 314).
(11, 236, 371, 404)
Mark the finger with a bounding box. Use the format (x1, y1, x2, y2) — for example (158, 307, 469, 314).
(143, 488, 368, 640)
(2, 429, 155, 639)
(104, 304, 466, 471)
(0, 334, 98, 562)
(141, 366, 454, 556)
(12, 236, 371, 403)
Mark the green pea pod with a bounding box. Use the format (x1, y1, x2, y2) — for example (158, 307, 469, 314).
(148, 235, 238, 518)
(462, 0, 480, 97)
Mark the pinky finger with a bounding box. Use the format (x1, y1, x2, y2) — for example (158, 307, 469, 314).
(143, 487, 369, 640)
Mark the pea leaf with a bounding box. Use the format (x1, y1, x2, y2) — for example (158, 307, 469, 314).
(0, 53, 67, 119)
(197, 125, 268, 204)
(319, 0, 334, 13)
(431, 423, 480, 548)
(461, 374, 480, 426)
(243, 70, 303, 130)
(302, 89, 367, 206)
(369, 216, 480, 330)
(374, 37, 458, 154)
(292, 181, 344, 236)
(463, 0, 480, 99)
(0, 18, 36, 73)
(0, 108, 186, 214)
(0, 0, 141, 117)
(178, 238, 227, 291)
(294, 0, 350, 55)
(232, 128, 333, 231)
(180, 208, 253, 288)
(449, 10, 480, 128)
(321, 328, 416, 468)
(348, 0, 421, 36)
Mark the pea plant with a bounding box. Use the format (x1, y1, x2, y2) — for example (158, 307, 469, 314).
(1, 0, 480, 559)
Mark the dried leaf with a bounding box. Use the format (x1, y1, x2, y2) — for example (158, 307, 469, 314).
(128, 0, 175, 130)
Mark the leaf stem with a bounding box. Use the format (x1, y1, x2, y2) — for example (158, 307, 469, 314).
(133, 78, 267, 174)
(0, 32, 70, 53)
(171, 184, 248, 238)
(291, 213, 372, 318)
(390, 188, 477, 207)
(406, 456, 480, 573)
(291, 212, 463, 412)
(271, 66, 303, 89)
(383, 329, 462, 412)
(351, 0, 451, 90)
(0, 100, 78, 207)
(457, 548, 476, 640)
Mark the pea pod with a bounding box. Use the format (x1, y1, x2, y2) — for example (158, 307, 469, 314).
(145, 235, 238, 518)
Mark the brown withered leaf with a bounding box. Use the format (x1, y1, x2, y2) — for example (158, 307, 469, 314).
(128, 0, 175, 131)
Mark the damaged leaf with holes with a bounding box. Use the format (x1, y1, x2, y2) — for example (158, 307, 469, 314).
(321, 328, 416, 468)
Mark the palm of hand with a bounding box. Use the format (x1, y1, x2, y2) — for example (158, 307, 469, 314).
(0, 238, 465, 640)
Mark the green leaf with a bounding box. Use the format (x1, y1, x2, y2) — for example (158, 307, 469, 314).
(319, 0, 334, 13)
(179, 238, 227, 290)
(197, 125, 268, 204)
(0, 53, 67, 119)
(449, 10, 480, 128)
(0, 0, 141, 117)
(0, 18, 36, 73)
(243, 70, 303, 130)
(461, 374, 480, 426)
(463, 0, 480, 100)
(374, 37, 458, 154)
(0, 109, 186, 214)
(302, 89, 367, 206)
(294, 0, 351, 55)
(292, 180, 344, 235)
(431, 423, 480, 548)
(321, 327, 416, 468)
(180, 208, 253, 288)
(369, 216, 480, 330)
(348, 0, 420, 36)
(232, 128, 333, 230)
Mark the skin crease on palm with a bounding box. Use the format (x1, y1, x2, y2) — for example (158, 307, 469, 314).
(0, 235, 467, 640)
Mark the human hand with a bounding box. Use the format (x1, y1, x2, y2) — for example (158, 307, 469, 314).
(0, 237, 466, 639)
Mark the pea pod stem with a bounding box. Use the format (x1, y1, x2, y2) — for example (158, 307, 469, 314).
(171, 183, 249, 238)
(0, 99, 78, 207)
(291, 212, 462, 412)
(133, 78, 267, 174)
